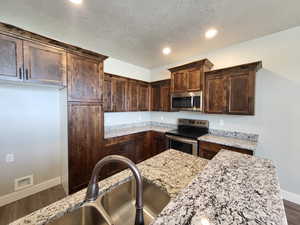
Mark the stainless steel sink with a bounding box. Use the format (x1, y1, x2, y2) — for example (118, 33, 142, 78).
(49, 205, 109, 225)
(50, 179, 170, 225)
(99, 179, 170, 225)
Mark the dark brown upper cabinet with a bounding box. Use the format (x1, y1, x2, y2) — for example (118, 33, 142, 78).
(67, 53, 103, 103)
(205, 61, 262, 115)
(138, 82, 150, 111)
(169, 59, 213, 93)
(0, 33, 67, 86)
(151, 79, 171, 112)
(0, 34, 23, 82)
(103, 73, 128, 112)
(111, 76, 128, 112)
(23, 41, 67, 86)
(205, 74, 227, 114)
(127, 80, 139, 111)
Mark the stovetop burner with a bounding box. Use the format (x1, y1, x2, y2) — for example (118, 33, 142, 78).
(166, 119, 209, 140)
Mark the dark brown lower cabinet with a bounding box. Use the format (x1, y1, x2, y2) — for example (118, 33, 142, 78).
(198, 140, 253, 160)
(101, 131, 168, 179)
(68, 103, 103, 194)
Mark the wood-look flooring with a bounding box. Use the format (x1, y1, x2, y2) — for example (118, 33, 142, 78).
(0, 185, 66, 225)
(0, 187, 299, 225)
(284, 200, 300, 225)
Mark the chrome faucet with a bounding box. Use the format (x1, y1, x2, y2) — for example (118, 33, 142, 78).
(85, 155, 144, 225)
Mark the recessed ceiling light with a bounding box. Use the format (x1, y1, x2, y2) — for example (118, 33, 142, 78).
(162, 47, 171, 55)
(205, 28, 218, 39)
(69, 0, 82, 4)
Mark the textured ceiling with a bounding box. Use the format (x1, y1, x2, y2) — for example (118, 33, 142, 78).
(0, 0, 300, 68)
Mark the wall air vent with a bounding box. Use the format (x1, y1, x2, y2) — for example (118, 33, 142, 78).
(14, 175, 33, 191)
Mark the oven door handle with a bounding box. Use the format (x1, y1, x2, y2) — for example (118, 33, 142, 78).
(166, 134, 198, 145)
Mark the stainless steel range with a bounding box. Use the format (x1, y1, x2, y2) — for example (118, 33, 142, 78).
(166, 119, 209, 156)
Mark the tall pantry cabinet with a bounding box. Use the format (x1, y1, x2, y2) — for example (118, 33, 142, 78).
(67, 52, 107, 194)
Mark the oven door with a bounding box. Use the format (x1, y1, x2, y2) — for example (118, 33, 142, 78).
(166, 135, 198, 156)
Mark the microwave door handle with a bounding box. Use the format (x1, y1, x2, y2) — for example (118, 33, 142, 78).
(191, 96, 194, 108)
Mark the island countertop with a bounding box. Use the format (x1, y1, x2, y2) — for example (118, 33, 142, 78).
(9, 150, 208, 225)
(9, 149, 286, 225)
(153, 150, 287, 225)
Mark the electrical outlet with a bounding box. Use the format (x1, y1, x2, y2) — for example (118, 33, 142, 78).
(6, 153, 14, 163)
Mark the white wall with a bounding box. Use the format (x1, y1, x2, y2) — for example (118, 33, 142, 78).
(150, 26, 300, 196)
(104, 58, 151, 82)
(0, 84, 61, 196)
(104, 59, 151, 127)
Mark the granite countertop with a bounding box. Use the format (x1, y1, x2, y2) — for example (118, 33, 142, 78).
(198, 129, 259, 151)
(10, 150, 208, 225)
(153, 150, 287, 225)
(104, 121, 176, 139)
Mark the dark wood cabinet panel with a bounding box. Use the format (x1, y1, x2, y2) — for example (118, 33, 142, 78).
(205, 61, 261, 115)
(160, 81, 171, 111)
(103, 74, 113, 112)
(199, 140, 253, 160)
(112, 76, 127, 112)
(102, 139, 136, 178)
(228, 71, 255, 115)
(138, 82, 150, 111)
(23, 41, 66, 86)
(151, 131, 168, 155)
(171, 70, 187, 93)
(67, 53, 103, 102)
(68, 103, 103, 193)
(169, 59, 213, 93)
(205, 74, 227, 114)
(0, 34, 23, 81)
(151, 85, 161, 111)
(135, 132, 151, 163)
(128, 80, 139, 111)
(187, 68, 201, 92)
(150, 79, 170, 112)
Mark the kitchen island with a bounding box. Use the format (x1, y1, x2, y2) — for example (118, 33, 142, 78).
(9, 149, 287, 225)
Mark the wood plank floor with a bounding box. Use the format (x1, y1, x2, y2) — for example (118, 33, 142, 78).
(284, 200, 300, 225)
(0, 188, 299, 225)
(0, 185, 66, 225)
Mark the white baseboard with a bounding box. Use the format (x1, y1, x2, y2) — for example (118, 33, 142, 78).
(0, 177, 61, 207)
(282, 189, 300, 205)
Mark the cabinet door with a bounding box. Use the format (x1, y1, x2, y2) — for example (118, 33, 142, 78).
(151, 85, 161, 111)
(112, 77, 127, 112)
(138, 83, 150, 111)
(205, 74, 227, 114)
(128, 80, 139, 111)
(68, 103, 103, 193)
(228, 72, 255, 115)
(187, 68, 201, 91)
(102, 140, 136, 178)
(23, 41, 66, 86)
(160, 82, 170, 111)
(171, 70, 187, 93)
(67, 53, 102, 102)
(152, 132, 168, 155)
(135, 132, 151, 162)
(103, 74, 113, 112)
(0, 34, 23, 81)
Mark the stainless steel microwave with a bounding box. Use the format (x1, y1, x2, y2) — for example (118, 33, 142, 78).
(171, 91, 203, 112)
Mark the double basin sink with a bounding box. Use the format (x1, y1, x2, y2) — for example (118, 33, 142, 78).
(50, 178, 170, 225)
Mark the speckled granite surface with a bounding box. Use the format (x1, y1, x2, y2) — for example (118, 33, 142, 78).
(9, 150, 208, 225)
(153, 150, 287, 225)
(198, 134, 258, 151)
(105, 121, 176, 139)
